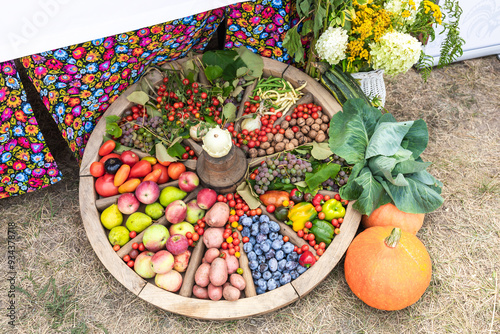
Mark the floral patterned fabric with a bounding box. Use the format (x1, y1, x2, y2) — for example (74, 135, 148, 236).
(21, 8, 225, 162)
(0, 61, 62, 199)
(225, 0, 297, 62)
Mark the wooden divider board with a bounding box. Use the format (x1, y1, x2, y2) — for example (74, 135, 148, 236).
(78, 55, 361, 319)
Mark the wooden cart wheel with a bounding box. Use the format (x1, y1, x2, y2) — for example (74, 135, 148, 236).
(79, 55, 361, 320)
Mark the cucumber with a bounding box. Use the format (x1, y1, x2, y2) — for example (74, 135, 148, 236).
(322, 66, 372, 106)
(333, 65, 372, 104)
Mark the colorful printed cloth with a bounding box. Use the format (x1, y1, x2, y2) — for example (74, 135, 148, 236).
(21, 8, 225, 163)
(225, 0, 297, 62)
(0, 61, 62, 199)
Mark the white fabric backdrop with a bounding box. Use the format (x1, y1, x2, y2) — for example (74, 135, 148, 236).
(0, 0, 246, 62)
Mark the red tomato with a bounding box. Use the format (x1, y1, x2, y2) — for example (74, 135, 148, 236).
(129, 160, 152, 178)
(95, 174, 119, 197)
(152, 163, 169, 184)
(167, 162, 186, 180)
(90, 161, 105, 178)
(120, 150, 140, 167)
(99, 153, 121, 164)
(98, 140, 116, 157)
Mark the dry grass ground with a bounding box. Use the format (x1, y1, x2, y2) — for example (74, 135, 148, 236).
(1, 56, 499, 334)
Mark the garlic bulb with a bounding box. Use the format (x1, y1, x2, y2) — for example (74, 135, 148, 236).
(241, 115, 261, 132)
(202, 126, 232, 158)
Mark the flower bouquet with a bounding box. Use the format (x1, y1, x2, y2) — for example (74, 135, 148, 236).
(284, 0, 465, 82)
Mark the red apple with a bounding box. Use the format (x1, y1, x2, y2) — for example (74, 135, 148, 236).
(173, 250, 191, 272)
(143, 225, 170, 252)
(169, 221, 195, 237)
(135, 181, 160, 205)
(178, 171, 199, 192)
(150, 250, 174, 274)
(166, 234, 189, 255)
(185, 199, 205, 224)
(155, 270, 183, 292)
(117, 193, 140, 215)
(165, 200, 187, 224)
(134, 251, 156, 279)
(197, 188, 217, 210)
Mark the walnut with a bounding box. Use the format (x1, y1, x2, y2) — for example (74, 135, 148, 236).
(290, 138, 299, 147)
(248, 148, 258, 158)
(304, 137, 312, 143)
(321, 115, 330, 123)
(301, 125, 310, 134)
(315, 118, 323, 124)
(274, 133, 284, 142)
(275, 142, 285, 152)
(289, 118, 297, 126)
(309, 130, 317, 139)
(280, 120, 289, 130)
(320, 123, 328, 132)
(305, 117, 315, 126)
(285, 142, 295, 151)
(266, 132, 274, 142)
(298, 135, 306, 145)
(258, 149, 266, 156)
(316, 132, 327, 143)
(283, 139, 290, 144)
(311, 123, 320, 131)
(317, 110, 323, 118)
(260, 141, 271, 150)
(285, 128, 295, 139)
(297, 118, 306, 127)
(295, 131, 304, 141)
(266, 147, 275, 155)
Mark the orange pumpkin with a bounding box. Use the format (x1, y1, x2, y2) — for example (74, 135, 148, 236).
(344, 226, 432, 311)
(361, 203, 425, 234)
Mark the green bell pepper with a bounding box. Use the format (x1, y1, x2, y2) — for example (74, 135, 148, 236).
(287, 202, 317, 232)
(321, 199, 346, 221)
(310, 219, 335, 246)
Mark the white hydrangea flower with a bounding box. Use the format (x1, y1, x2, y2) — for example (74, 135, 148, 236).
(385, 0, 422, 28)
(315, 27, 349, 66)
(369, 31, 422, 76)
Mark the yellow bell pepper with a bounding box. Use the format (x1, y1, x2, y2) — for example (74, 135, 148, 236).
(288, 202, 317, 232)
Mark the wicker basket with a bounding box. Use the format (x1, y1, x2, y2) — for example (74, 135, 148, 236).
(351, 69, 386, 107)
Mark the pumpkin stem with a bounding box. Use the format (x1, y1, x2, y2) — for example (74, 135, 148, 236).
(384, 228, 402, 248)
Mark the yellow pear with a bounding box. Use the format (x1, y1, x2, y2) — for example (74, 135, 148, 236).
(108, 226, 130, 246)
(100, 204, 123, 230)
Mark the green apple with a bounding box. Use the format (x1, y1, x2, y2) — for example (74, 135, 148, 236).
(145, 202, 165, 220)
(159, 186, 187, 207)
(100, 204, 123, 230)
(134, 251, 156, 279)
(143, 225, 170, 252)
(108, 226, 130, 246)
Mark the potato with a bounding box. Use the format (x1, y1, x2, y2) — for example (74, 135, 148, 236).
(226, 255, 239, 274)
(192, 285, 209, 299)
(209, 257, 228, 287)
(230, 274, 246, 291)
(223, 285, 241, 301)
(194, 263, 211, 287)
(204, 248, 220, 264)
(203, 227, 224, 249)
(205, 202, 230, 227)
(208, 283, 223, 301)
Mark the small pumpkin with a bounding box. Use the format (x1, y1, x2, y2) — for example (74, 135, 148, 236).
(344, 226, 432, 311)
(361, 203, 425, 235)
